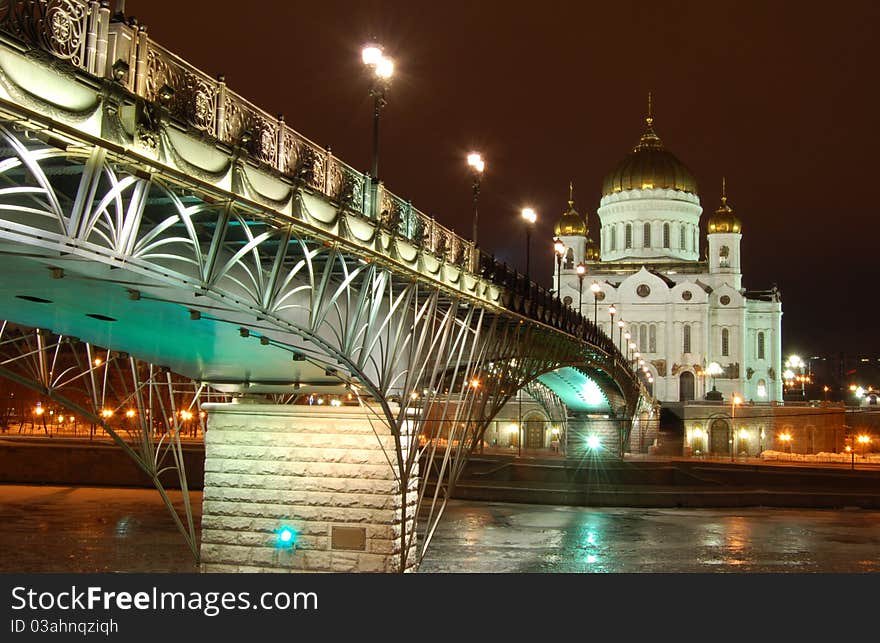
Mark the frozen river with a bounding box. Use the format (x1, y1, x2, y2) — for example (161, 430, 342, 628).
(1, 485, 878, 573)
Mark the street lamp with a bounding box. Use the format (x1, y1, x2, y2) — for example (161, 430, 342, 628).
(590, 282, 601, 325)
(731, 394, 742, 461)
(553, 237, 566, 297)
(521, 207, 537, 281)
(576, 263, 587, 313)
(706, 361, 723, 400)
(779, 431, 792, 455)
(362, 42, 394, 216)
(608, 304, 616, 337)
(617, 320, 625, 353)
(467, 152, 485, 247)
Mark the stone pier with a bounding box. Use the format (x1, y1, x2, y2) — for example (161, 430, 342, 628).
(199, 402, 417, 573)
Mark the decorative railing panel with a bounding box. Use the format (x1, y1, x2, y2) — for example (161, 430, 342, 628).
(221, 90, 278, 165)
(0, 0, 90, 69)
(141, 38, 218, 134)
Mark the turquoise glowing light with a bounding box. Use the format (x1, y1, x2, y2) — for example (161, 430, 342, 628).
(582, 379, 606, 407)
(586, 435, 601, 450)
(276, 526, 297, 549)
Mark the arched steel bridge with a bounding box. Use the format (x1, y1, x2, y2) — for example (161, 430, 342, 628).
(0, 1, 653, 569)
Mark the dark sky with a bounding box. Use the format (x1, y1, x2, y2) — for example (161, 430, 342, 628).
(130, 0, 879, 358)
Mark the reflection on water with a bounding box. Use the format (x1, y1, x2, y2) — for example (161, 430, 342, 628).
(2, 486, 879, 573)
(420, 501, 880, 573)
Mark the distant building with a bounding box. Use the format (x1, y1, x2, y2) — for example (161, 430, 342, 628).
(553, 103, 783, 406)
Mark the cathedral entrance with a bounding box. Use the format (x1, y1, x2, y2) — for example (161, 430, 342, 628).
(679, 372, 695, 401)
(525, 418, 545, 449)
(710, 419, 730, 455)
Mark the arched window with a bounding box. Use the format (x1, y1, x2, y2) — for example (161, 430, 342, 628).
(611, 226, 617, 251)
(643, 223, 651, 248)
(625, 223, 633, 249)
(683, 324, 691, 353)
(721, 328, 729, 356)
(757, 332, 765, 360)
(663, 223, 670, 249)
(639, 325, 647, 351)
(720, 245, 730, 268)
(649, 324, 657, 353)
(692, 227, 697, 254)
(564, 247, 574, 269)
(757, 378, 767, 398)
(680, 224, 686, 249)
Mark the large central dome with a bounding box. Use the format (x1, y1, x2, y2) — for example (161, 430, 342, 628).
(601, 114, 698, 197)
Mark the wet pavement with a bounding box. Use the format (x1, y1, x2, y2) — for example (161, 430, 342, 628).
(1, 485, 879, 573)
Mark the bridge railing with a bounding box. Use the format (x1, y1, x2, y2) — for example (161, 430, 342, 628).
(0, 0, 644, 391)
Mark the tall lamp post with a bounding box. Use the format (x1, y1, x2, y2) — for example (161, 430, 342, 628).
(362, 43, 394, 216)
(731, 394, 742, 462)
(608, 304, 616, 337)
(590, 282, 601, 325)
(576, 263, 586, 312)
(617, 320, 625, 353)
(553, 237, 566, 298)
(467, 152, 484, 246)
(521, 207, 537, 281)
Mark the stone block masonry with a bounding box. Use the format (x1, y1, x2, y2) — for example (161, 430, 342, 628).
(200, 402, 417, 573)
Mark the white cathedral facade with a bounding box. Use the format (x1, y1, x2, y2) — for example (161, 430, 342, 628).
(553, 109, 783, 404)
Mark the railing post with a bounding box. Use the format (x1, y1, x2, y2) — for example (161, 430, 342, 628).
(94, 0, 111, 77)
(324, 146, 332, 197)
(215, 74, 227, 142)
(275, 114, 285, 174)
(86, 1, 100, 74)
(134, 24, 148, 98)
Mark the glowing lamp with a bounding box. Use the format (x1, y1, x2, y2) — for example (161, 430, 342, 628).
(376, 57, 394, 79)
(521, 207, 537, 224)
(586, 435, 601, 450)
(362, 45, 382, 65)
(276, 525, 297, 549)
(467, 152, 485, 174)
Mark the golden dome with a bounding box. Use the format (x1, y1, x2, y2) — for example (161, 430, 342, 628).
(707, 178, 742, 233)
(554, 181, 588, 236)
(601, 99, 698, 197)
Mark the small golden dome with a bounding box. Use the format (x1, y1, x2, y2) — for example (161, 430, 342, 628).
(554, 181, 588, 236)
(601, 97, 698, 197)
(707, 177, 742, 234)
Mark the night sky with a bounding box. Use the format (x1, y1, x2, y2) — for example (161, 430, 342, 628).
(130, 1, 879, 357)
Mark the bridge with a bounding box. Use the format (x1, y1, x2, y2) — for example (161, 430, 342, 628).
(0, 1, 653, 572)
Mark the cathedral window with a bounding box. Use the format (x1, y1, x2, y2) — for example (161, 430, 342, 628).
(692, 227, 697, 253)
(757, 332, 766, 360)
(649, 324, 657, 353)
(639, 325, 647, 352)
(643, 223, 651, 247)
(564, 247, 574, 269)
(625, 224, 633, 249)
(611, 227, 617, 251)
(680, 224, 686, 250)
(683, 324, 691, 353)
(757, 379, 767, 398)
(663, 223, 670, 249)
(720, 245, 730, 268)
(721, 328, 730, 357)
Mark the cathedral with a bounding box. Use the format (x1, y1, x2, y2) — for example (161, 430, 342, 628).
(553, 105, 783, 405)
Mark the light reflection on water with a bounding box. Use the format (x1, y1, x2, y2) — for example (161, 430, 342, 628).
(420, 502, 880, 573)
